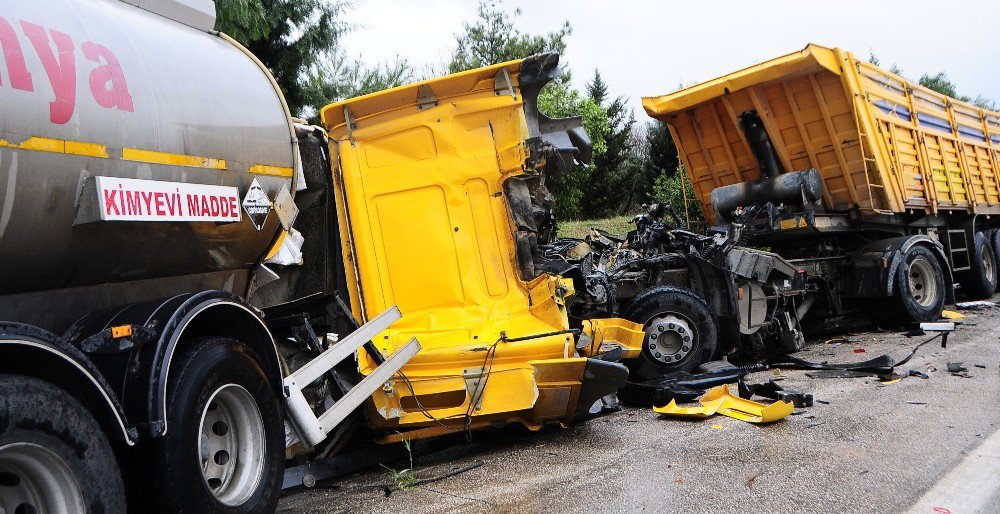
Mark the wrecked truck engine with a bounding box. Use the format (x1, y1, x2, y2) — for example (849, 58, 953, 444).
(539, 203, 809, 379)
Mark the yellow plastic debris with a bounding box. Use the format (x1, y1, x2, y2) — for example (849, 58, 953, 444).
(941, 310, 966, 320)
(702, 385, 794, 423)
(653, 397, 725, 418)
(654, 385, 793, 424)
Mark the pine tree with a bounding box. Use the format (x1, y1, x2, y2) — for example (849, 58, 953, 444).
(582, 69, 634, 217)
(448, 1, 571, 73)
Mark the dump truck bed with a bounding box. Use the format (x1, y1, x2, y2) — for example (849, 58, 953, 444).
(643, 44, 1000, 224)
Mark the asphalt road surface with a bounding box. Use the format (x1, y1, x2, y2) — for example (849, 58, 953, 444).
(280, 304, 1000, 513)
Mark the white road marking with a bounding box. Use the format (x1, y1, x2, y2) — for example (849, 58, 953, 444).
(907, 427, 1000, 514)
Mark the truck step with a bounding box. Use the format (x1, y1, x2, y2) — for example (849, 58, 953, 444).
(282, 306, 421, 448)
(945, 229, 972, 271)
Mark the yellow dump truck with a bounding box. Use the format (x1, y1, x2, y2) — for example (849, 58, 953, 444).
(644, 44, 1000, 324)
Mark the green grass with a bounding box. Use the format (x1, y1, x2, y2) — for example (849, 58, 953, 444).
(382, 438, 419, 491)
(556, 215, 633, 239)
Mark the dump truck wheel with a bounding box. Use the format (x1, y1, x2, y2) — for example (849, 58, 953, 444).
(623, 286, 719, 379)
(0, 374, 126, 514)
(958, 231, 998, 299)
(145, 338, 283, 513)
(888, 245, 945, 324)
(991, 229, 1000, 292)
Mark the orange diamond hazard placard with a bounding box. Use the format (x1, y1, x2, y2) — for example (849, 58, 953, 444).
(242, 178, 272, 231)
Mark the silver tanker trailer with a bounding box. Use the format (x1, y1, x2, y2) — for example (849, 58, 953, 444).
(0, 1, 417, 512)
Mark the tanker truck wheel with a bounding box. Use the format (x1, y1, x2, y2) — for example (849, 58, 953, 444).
(886, 245, 945, 324)
(0, 374, 126, 514)
(145, 337, 283, 513)
(956, 231, 997, 299)
(623, 286, 719, 380)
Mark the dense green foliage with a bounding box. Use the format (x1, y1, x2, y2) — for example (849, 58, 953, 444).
(652, 168, 704, 229)
(448, 1, 571, 74)
(535, 82, 610, 219)
(581, 71, 634, 217)
(214, 0, 413, 119)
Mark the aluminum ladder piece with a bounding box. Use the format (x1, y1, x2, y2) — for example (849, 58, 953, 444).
(283, 306, 421, 447)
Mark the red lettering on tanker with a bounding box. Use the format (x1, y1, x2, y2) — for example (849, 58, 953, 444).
(0, 16, 133, 124)
(0, 17, 34, 91)
(96, 177, 242, 223)
(83, 42, 133, 112)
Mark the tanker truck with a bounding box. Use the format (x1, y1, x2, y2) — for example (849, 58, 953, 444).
(0, 1, 645, 511)
(643, 44, 1000, 326)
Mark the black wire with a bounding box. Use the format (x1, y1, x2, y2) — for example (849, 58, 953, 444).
(394, 337, 502, 436)
(393, 329, 576, 438)
(892, 332, 943, 368)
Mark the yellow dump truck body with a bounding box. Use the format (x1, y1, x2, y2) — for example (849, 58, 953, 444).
(321, 57, 640, 438)
(643, 44, 1000, 224)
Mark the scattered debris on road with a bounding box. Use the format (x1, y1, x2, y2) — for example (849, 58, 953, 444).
(738, 380, 813, 407)
(620, 365, 765, 405)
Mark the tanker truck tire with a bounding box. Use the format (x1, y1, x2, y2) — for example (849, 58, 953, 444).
(623, 286, 719, 379)
(886, 245, 945, 325)
(0, 374, 126, 514)
(145, 338, 283, 513)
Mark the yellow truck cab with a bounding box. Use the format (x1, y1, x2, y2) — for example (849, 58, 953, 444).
(321, 54, 644, 440)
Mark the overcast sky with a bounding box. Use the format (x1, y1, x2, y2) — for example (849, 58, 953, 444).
(339, 0, 998, 118)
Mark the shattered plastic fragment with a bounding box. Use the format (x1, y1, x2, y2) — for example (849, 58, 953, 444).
(655, 385, 792, 423)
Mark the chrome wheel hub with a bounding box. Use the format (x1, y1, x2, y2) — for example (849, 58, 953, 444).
(907, 257, 938, 308)
(198, 384, 265, 506)
(0, 441, 86, 514)
(645, 313, 695, 365)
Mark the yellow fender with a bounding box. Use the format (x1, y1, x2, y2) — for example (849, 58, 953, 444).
(654, 385, 793, 424)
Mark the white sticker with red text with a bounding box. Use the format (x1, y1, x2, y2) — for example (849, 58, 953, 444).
(96, 176, 242, 223)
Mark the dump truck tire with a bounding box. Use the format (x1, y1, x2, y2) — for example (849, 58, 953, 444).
(144, 338, 283, 513)
(887, 245, 946, 324)
(956, 232, 996, 300)
(0, 374, 126, 514)
(987, 229, 1000, 294)
(623, 286, 719, 379)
